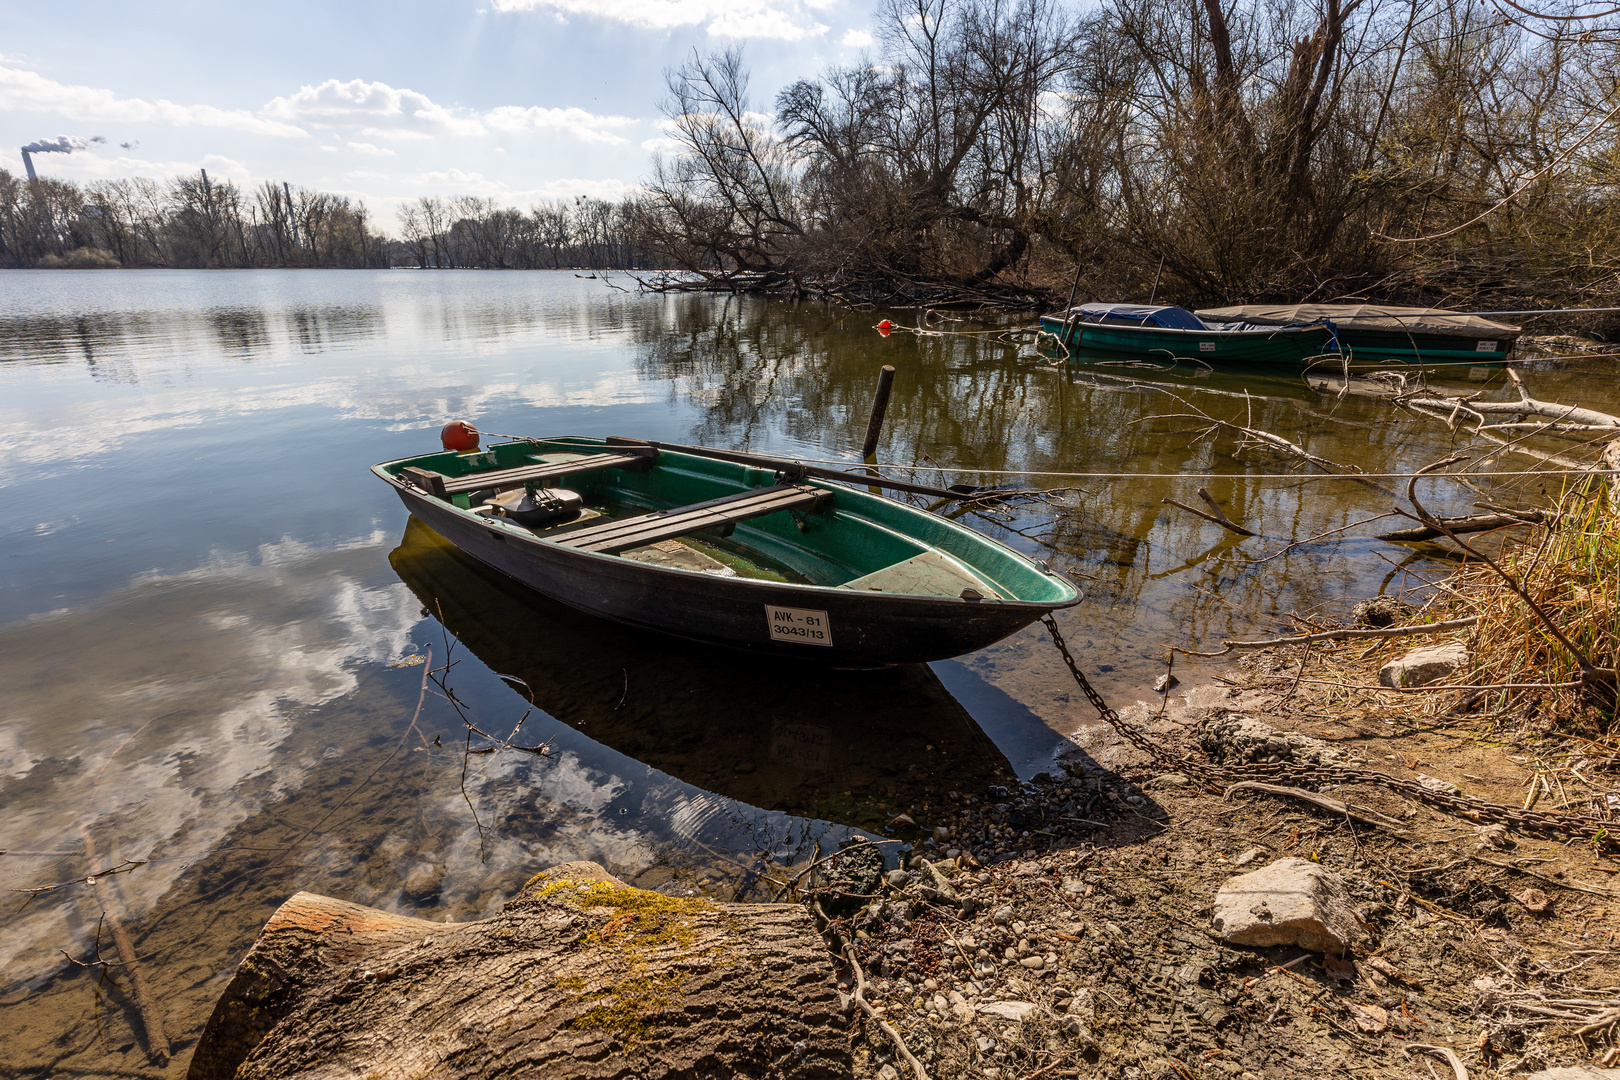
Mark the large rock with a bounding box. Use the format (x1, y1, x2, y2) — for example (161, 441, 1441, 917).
(1211, 858, 1363, 953)
(1379, 643, 1470, 688)
(1527, 1071, 1620, 1080)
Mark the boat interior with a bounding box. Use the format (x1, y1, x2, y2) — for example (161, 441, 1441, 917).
(382, 437, 1074, 604)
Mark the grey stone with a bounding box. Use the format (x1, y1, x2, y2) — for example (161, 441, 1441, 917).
(1211, 857, 1364, 953)
(1145, 772, 1190, 789)
(976, 1000, 1039, 1022)
(402, 862, 444, 899)
(878, 1066, 901, 1080)
(1352, 595, 1411, 628)
(1066, 989, 1095, 1019)
(886, 869, 911, 888)
(1232, 847, 1264, 867)
(1057, 1014, 1095, 1047)
(992, 904, 1015, 925)
(1379, 643, 1470, 688)
(1199, 713, 1340, 767)
(1526, 1071, 1620, 1080)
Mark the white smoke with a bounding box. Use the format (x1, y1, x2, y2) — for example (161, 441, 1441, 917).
(21, 134, 105, 154)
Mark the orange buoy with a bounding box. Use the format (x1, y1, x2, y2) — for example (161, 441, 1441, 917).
(440, 420, 481, 452)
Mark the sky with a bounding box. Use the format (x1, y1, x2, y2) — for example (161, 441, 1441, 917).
(0, 0, 879, 224)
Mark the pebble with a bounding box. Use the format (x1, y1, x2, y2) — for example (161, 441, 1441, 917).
(878, 1066, 900, 1080)
(1232, 847, 1264, 867)
(1019, 955, 1045, 970)
(886, 869, 911, 888)
(992, 904, 1015, 925)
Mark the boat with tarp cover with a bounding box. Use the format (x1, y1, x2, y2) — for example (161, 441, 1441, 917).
(1194, 303, 1520, 363)
(373, 435, 1080, 664)
(1039, 303, 1337, 364)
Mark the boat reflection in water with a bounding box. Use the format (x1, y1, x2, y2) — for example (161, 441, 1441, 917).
(388, 516, 1018, 833)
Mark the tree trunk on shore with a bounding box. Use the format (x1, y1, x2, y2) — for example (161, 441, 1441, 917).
(188, 861, 849, 1080)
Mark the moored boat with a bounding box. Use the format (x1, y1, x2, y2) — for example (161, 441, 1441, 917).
(373, 434, 1080, 664)
(1039, 303, 1337, 364)
(1194, 303, 1520, 363)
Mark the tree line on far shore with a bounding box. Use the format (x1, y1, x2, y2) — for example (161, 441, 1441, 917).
(0, 169, 664, 271)
(0, 169, 387, 269)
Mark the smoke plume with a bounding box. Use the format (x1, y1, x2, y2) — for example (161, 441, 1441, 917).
(21, 135, 102, 154)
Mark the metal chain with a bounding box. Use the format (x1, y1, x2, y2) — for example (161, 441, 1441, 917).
(1040, 616, 1616, 850)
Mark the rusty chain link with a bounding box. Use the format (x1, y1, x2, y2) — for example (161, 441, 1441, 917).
(1041, 616, 1616, 851)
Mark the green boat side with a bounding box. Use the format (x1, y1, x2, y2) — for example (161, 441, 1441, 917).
(1338, 328, 1515, 363)
(1038, 314, 1334, 364)
(374, 437, 1079, 607)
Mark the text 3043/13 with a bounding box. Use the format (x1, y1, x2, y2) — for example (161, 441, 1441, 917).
(765, 606, 833, 647)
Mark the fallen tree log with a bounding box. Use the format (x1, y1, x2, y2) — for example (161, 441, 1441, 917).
(188, 861, 849, 1080)
(1375, 510, 1545, 542)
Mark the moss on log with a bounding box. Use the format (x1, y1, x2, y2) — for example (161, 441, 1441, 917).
(188, 861, 849, 1080)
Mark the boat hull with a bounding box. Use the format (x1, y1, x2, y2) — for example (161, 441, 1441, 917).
(1338, 328, 1514, 363)
(384, 478, 1076, 666)
(1039, 315, 1334, 364)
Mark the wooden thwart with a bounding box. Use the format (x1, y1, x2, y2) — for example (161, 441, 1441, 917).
(401, 449, 656, 499)
(557, 483, 831, 554)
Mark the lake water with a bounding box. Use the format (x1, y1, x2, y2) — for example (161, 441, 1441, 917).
(1, 269, 1614, 1075)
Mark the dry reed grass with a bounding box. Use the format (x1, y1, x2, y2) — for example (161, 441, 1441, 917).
(1429, 486, 1620, 733)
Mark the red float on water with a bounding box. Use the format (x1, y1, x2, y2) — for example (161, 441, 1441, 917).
(440, 420, 480, 452)
(877, 319, 892, 331)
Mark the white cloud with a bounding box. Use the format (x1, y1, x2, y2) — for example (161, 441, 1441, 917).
(0, 65, 309, 138)
(264, 78, 638, 145)
(841, 28, 873, 47)
(485, 104, 636, 145)
(263, 78, 486, 137)
(489, 0, 828, 40)
(346, 140, 397, 156)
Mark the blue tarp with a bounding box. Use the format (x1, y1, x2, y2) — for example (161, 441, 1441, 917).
(1067, 304, 1209, 330)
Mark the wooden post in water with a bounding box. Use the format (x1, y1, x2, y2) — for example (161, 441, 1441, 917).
(862, 364, 896, 494)
(861, 365, 896, 460)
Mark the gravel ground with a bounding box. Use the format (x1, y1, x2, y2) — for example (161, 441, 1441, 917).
(811, 674, 1620, 1080)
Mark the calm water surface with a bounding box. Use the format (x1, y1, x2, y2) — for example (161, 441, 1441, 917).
(2, 269, 1614, 1074)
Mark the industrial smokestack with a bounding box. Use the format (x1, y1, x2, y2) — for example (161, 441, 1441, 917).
(20, 134, 104, 180)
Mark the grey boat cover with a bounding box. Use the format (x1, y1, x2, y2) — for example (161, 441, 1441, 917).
(1194, 304, 1520, 339)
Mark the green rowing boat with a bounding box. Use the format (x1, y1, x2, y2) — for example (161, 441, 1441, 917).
(1040, 303, 1337, 364)
(374, 435, 1080, 664)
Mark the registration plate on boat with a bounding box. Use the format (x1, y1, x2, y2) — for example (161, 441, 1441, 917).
(766, 605, 833, 646)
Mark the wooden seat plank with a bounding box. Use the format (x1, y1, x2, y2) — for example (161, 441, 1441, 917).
(555, 483, 829, 554)
(403, 450, 656, 499)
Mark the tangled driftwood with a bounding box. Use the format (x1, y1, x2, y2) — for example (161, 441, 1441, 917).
(188, 861, 849, 1080)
